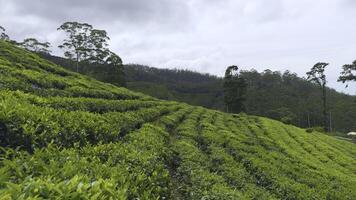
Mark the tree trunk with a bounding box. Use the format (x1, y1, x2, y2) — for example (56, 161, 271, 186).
(329, 112, 332, 132)
(76, 53, 79, 73)
(322, 84, 327, 132)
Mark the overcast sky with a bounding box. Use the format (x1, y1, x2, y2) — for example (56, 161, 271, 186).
(1, 0, 355, 94)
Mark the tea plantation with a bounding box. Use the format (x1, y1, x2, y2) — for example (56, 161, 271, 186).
(0, 40, 355, 199)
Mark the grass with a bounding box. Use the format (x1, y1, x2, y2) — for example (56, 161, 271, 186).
(0, 40, 355, 199)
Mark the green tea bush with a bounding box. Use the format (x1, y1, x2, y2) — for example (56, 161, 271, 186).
(0, 40, 355, 199)
(0, 92, 179, 150)
(306, 126, 326, 133)
(0, 124, 173, 199)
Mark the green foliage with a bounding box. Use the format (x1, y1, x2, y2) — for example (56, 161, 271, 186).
(0, 40, 141, 99)
(267, 107, 297, 125)
(57, 22, 96, 63)
(223, 65, 247, 113)
(46, 58, 355, 133)
(0, 90, 178, 150)
(19, 38, 52, 55)
(306, 62, 328, 87)
(306, 62, 329, 131)
(338, 60, 356, 87)
(107, 63, 224, 108)
(57, 21, 122, 72)
(0, 40, 356, 199)
(116, 64, 356, 133)
(42, 49, 126, 87)
(306, 126, 326, 133)
(0, 124, 173, 199)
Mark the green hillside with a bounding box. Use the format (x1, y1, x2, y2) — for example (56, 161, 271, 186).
(42, 54, 356, 133)
(123, 65, 356, 133)
(0, 40, 356, 199)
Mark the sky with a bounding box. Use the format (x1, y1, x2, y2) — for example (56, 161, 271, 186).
(0, 0, 355, 94)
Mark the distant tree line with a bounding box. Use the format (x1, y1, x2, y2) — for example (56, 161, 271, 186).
(125, 64, 356, 133)
(223, 62, 356, 132)
(124, 64, 220, 84)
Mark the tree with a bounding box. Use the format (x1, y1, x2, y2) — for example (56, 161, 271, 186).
(98, 51, 125, 86)
(19, 38, 51, 54)
(306, 62, 329, 131)
(57, 22, 115, 72)
(0, 26, 9, 40)
(87, 29, 111, 64)
(267, 107, 297, 125)
(338, 60, 356, 88)
(57, 22, 93, 72)
(223, 65, 247, 113)
(106, 51, 123, 66)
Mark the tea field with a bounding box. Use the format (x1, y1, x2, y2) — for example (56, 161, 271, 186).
(0, 40, 355, 199)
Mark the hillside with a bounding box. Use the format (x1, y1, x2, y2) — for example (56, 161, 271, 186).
(41, 54, 356, 133)
(0, 40, 356, 199)
(124, 64, 224, 109)
(37, 55, 225, 110)
(124, 65, 356, 133)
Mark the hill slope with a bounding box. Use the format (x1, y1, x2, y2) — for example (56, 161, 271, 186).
(41, 54, 356, 133)
(124, 65, 356, 133)
(42, 55, 356, 133)
(0, 40, 356, 199)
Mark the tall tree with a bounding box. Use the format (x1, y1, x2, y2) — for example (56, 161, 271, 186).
(57, 22, 93, 72)
(306, 62, 328, 131)
(57, 22, 115, 72)
(20, 38, 51, 54)
(338, 60, 356, 88)
(223, 65, 247, 113)
(0, 26, 9, 40)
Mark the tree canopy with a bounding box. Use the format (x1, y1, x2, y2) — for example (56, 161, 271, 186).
(338, 60, 356, 88)
(57, 22, 122, 72)
(19, 38, 51, 54)
(0, 26, 9, 40)
(223, 65, 247, 113)
(306, 62, 328, 87)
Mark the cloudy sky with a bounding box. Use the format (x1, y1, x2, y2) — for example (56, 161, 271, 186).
(1, 0, 355, 94)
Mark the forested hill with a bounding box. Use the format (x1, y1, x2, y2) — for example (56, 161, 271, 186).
(41, 54, 356, 133)
(124, 64, 224, 109)
(126, 65, 356, 133)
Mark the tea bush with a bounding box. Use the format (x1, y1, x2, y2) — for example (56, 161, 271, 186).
(0, 40, 355, 199)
